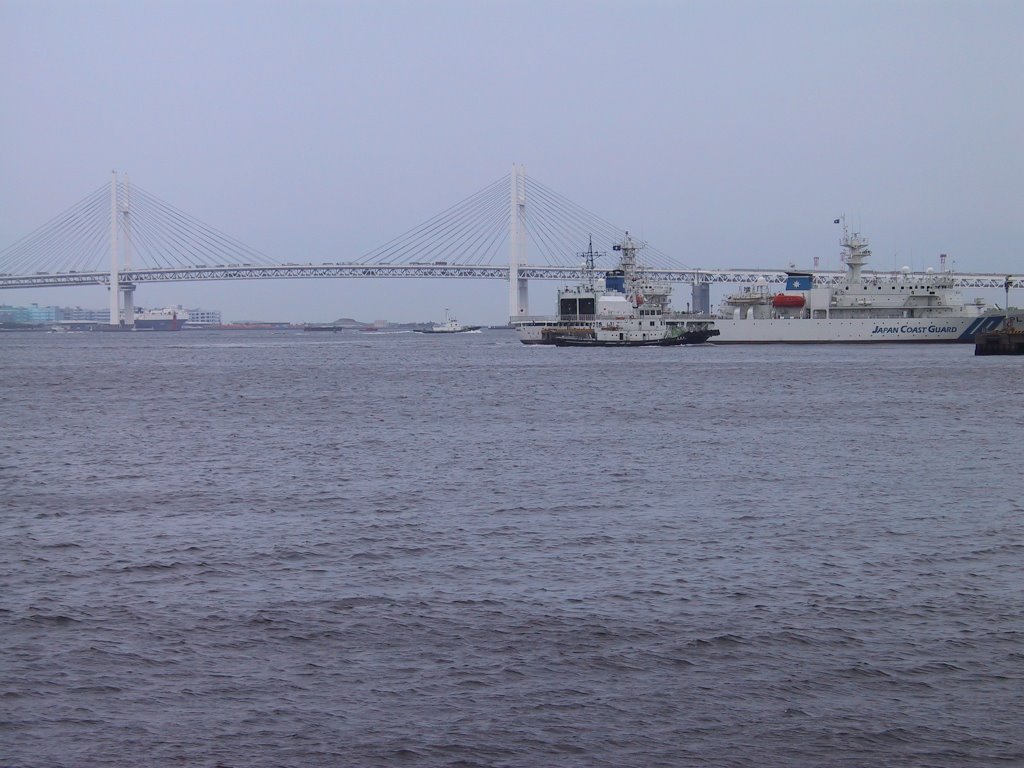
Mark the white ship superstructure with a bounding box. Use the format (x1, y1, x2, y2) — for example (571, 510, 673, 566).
(713, 223, 1003, 343)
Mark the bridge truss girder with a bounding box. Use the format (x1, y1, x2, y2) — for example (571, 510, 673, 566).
(0, 264, 1017, 290)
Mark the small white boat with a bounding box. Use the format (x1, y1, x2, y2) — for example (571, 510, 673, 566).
(415, 309, 480, 334)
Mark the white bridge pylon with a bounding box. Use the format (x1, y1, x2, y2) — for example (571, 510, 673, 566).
(508, 162, 528, 319)
(0, 171, 1017, 320)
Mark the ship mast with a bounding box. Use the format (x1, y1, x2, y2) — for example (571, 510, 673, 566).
(579, 234, 604, 290)
(613, 231, 641, 294)
(838, 215, 871, 282)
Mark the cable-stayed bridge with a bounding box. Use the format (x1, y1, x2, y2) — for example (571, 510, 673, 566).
(1, 167, 1015, 323)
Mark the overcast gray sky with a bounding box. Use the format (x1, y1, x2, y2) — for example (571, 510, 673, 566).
(2, 0, 1021, 323)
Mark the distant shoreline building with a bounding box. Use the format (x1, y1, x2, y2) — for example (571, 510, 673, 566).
(0, 303, 220, 326)
(183, 308, 221, 326)
(1, 303, 67, 324)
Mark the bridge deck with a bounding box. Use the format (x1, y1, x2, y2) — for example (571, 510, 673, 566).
(1, 264, 1016, 290)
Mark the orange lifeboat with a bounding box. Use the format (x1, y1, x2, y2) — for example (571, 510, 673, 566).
(772, 294, 806, 308)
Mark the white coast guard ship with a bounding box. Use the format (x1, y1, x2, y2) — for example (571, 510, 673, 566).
(713, 223, 1004, 343)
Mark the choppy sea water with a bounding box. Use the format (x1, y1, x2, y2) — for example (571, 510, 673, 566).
(1, 329, 1022, 767)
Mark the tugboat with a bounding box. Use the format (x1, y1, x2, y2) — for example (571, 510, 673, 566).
(514, 234, 719, 346)
(415, 309, 480, 334)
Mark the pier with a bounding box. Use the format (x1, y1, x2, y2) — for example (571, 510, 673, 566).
(975, 280, 1023, 355)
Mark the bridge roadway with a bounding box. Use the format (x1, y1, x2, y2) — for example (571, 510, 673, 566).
(0, 264, 1017, 290)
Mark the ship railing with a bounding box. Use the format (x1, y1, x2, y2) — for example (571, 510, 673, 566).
(556, 314, 602, 323)
(513, 314, 604, 324)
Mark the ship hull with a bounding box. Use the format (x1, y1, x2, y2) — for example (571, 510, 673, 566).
(516, 323, 718, 346)
(551, 329, 719, 347)
(133, 317, 186, 331)
(58, 318, 186, 331)
(415, 326, 480, 334)
(710, 315, 1004, 344)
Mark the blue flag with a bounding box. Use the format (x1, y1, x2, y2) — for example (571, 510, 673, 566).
(785, 275, 812, 291)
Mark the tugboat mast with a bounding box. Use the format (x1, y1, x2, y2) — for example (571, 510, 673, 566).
(579, 235, 605, 291)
